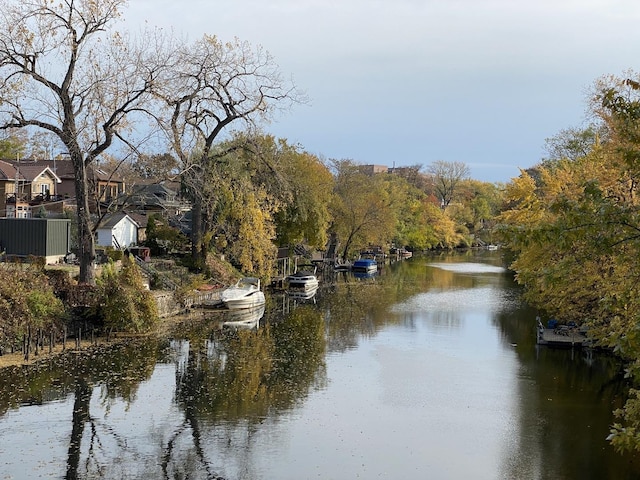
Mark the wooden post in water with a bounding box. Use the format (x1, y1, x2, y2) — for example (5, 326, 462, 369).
(24, 327, 30, 361)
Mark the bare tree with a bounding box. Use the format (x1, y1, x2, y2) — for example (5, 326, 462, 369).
(426, 160, 470, 209)
(152, 34, 303, 269)
(0, 0, 166, 283)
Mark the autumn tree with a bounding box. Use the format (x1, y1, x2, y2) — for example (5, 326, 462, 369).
(388, 174, 462, 250)
(330, 160, 396, 260)
(182, 135, 280, 276)
(152, 35, 302, 271)
(446, 179, 504, 244)
(542, 125, 604, 164)
(497, 71, 640, 453)
(0, 263, 65, 357)
(0, 129, 26, 159)
(242, 135, 333, 249)
(426, 160, 471, 209)
(97, 255, 158, 333)
(0, 0, 166, 284)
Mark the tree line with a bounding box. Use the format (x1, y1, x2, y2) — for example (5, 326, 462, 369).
(497, 71, 640, 453)
(0, 0, 502, 285)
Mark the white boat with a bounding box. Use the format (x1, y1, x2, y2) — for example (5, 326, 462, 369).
(285, 267, 319, 292)
(221, 277, 266, 309)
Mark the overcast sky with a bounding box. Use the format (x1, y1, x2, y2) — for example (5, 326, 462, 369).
(124, 0, 640, 183)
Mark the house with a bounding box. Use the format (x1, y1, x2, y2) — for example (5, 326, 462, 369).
(0, 218, 71, 263)
(96, 212, 139, 249)
(0, 158, 126, 214)
(0, 160, 62, 218)
(114, 182, 190, 217)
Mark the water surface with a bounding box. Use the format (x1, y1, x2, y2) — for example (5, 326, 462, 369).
(0, 252, 638, 479)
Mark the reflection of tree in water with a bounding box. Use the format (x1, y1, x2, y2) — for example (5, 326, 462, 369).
(492, 300, 640, 478)
(165, 305, 327, 478)
(320, 263, 430, 354)
(0, 339, 161, 479)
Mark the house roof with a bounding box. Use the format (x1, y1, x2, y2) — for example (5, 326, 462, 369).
(97, 212, 140, 229)
(130, 183, 178, 198)
(116, 182, 189, 212)
(127, 212, 149, 228)
(0, 158, 123, 183)
(0, 160, 17, 180)
(0, 160, 61, 182)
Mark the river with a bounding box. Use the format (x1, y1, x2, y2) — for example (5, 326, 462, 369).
(0, 251, 639, 479)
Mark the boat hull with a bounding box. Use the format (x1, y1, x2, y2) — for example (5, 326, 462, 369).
(223, 291, 265, 309)
(220, 277, 265, 309)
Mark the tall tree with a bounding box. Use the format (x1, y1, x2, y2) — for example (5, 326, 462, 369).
(0, 129, 27, 159)
(427, 160, 471, 209)
(152, 35, 302, 270)
(0, 0, 166, 284)
(542, 125, 603, 163)
(330, 160, 396, 260)
(243, 135, 333, 249)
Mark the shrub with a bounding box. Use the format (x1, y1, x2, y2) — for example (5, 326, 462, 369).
(96, 255, 158, 333)
(0, 263, 65, 351)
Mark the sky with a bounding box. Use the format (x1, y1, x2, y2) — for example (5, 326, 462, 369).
(124, 0, 640, 183)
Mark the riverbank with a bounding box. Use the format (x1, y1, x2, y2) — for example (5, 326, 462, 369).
(0, 338, 107, 369)
(0, 304, 222, 370)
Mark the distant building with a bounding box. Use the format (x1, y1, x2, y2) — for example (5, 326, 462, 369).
(113, 183, 191, 217)
(359, 164, 390, 176)
(0, 158, 125, 215)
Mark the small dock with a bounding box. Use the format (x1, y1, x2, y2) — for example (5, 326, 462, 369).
(537, 320, 590, 347)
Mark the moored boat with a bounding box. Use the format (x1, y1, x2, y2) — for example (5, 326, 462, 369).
(286, 265, 319, 292)
(352, 258, 377, 274)
(221, 277, 266, 309)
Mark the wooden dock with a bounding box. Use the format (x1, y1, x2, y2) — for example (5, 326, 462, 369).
(537, 321, 591, 347)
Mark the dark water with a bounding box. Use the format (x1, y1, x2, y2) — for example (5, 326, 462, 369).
(1, 251, 639, 479)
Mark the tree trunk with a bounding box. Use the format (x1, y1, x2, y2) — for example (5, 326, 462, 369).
(190, 197, 206, 270)
(71, 155, 96, 285)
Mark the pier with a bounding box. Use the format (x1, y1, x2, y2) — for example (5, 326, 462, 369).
(537, 320, 591, 347)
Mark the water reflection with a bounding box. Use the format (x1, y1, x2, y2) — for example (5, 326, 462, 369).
(222, 305, 265, 330)
(1, 253, 639, 479)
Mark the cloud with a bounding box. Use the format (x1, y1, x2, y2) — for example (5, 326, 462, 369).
(121, 1, 640, 182)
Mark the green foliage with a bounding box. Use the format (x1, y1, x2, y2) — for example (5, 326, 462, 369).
(224, 188, 277, 275)
(144, 214, 189, 255)
(0, 263, 65, 351)
(0, 132, 25, 158)
(330, 160, 397, 259)
(497, 72, 640, 452)
(96, 256, 158, 333)
(105, 248, 123, 262)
